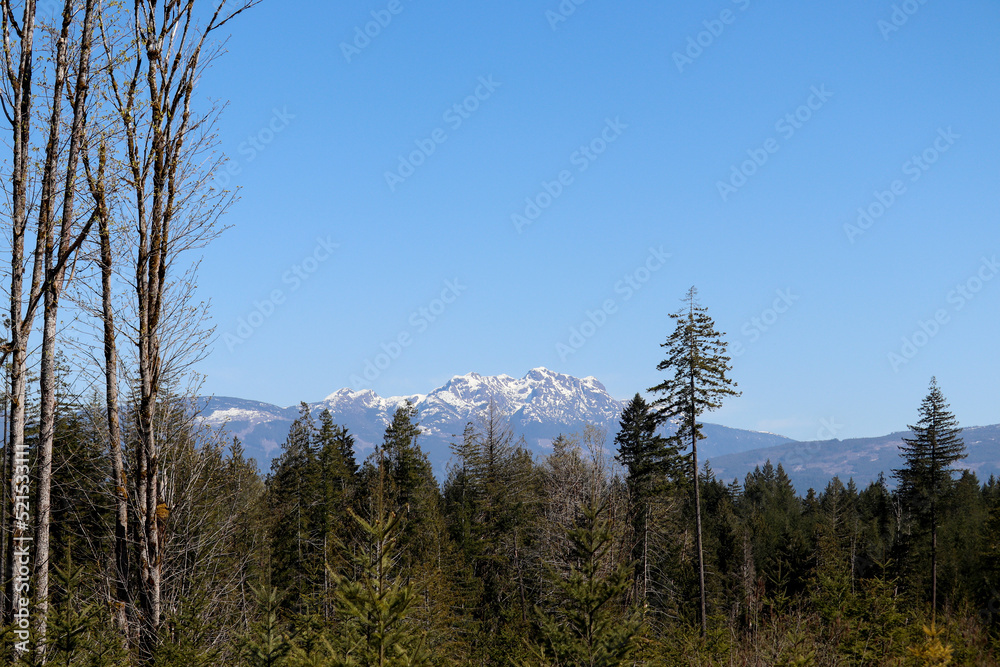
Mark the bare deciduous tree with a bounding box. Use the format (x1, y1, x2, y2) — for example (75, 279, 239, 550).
(98, 1, 258, 659)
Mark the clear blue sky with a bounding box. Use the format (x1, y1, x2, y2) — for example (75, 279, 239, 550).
(194, 0, 1000, 443)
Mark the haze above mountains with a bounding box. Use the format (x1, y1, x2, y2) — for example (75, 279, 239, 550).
(199, 368, 1000, 492)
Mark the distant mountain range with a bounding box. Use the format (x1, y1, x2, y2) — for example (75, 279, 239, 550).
(198, 368, 792, 475)
(709, 424, 1000, 493)
(197, 368, 1000, 491)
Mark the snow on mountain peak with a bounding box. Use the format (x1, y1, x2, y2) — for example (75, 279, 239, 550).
(321, 370, 622, 434)
(201, 372, 803, 480)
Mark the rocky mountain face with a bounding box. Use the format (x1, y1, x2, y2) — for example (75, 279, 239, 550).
(198, 368, 1000, 489)
(198, 368, 793, 475)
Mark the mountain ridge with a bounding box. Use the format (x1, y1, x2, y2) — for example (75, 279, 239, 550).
(708, 423, 1000, 493)
(199, 367, 792, 474)
(199, 368, 1000, 490)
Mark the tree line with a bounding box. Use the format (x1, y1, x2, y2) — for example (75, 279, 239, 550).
(3, 286, 999, 665)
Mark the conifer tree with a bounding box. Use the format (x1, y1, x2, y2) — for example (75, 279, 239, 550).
(331, 480, 430, 667)
(313, 411, 358, 609)
(376, 403, 441, 570)
(892, 377, 966, 622)
(268, 404, 322, 605)
(45, 555, 95, 667)
(615, 394, 674, 495)
(614, 393, 675, 611)
(530, 494, 639, 666)
(244, 583, 292, 667)
(648, 286, 740, 636)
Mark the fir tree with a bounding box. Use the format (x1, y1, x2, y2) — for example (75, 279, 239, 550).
(313, 412, 358, 610)
(375, 403, 441, 571)
(530, 494, 639, 666)
(45, 555, 95, 667)
(444, 401, 538, 659)
(331, 483, 430, 667)
(614, 393, 676, 613)
(615, 393, 676, 496)
(892, 377, 966, 621)
(243, 583, 292, 667)
(648, 286, 740, 636)
(268, 403, 322, 605)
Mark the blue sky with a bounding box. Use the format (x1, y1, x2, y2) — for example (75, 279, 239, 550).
(194, 0, 1000, 443)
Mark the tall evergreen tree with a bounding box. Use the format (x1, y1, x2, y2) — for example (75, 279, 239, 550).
(892, 377, 966, 622)
(313, 411, 358, 609)
(614, 394, 675, 613)
(442, 402, 539, 661)
(615, 393, 676, 495)
(268, 403, 322, 604)
(648, 286, 740, 636)
(244, 583, 292, 667)
(375, 403, 440, 569)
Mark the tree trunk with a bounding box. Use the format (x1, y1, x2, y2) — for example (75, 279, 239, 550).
(932, 519, 937, 625)
(33, 7, 75, 654)
(33, 4, 96, 656)
(90, 141, 131, 640)
(643, 509, 649, 613)
(0, 382, 7, 617)
(691, 367, 707, 638)
(2, 0, 37, 632)
(692, 424, 707, 637)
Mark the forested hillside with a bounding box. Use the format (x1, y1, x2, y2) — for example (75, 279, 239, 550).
(4, 386, 999, 665)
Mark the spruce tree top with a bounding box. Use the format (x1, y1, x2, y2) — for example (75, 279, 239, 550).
(648, 286, 740, 444)
(893, 377, 966, 508)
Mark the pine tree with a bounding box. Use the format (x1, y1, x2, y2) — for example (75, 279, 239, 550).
(375, 403, 441, 571)
(268, 403, 322, 605)
(45, 554, 95, 667)
(614, 394, 676, 612)
(360, 405, 463, 662)
(648, 286, 740, 636)
(243, 583, 292, 667)
(331, 490, 430, 666)
(530, 494, 639, 666)
(892, 377, 966, 622)
(443, 401, 538, 659)
(313, 412, 358, 612)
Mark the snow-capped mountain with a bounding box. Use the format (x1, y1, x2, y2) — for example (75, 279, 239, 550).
(199, 368, 794, 475)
